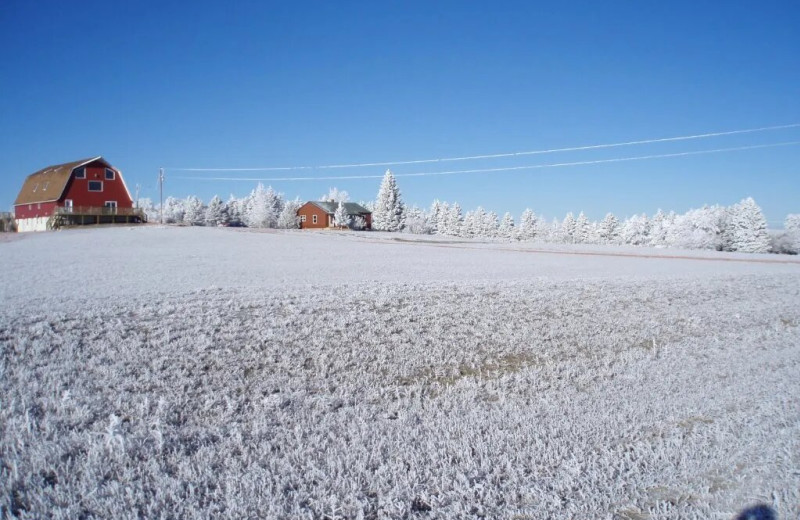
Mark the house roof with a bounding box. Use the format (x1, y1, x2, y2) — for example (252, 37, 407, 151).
(309, 201, 371, 215)
(14, 156, 112, 206)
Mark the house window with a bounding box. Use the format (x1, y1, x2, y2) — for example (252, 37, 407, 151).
(300, 215, 307, 222)
(105, 168, 115, 180)
(88, 180, 103, 192)
(312, 215, 317, 224)
(75, 167, 86, 179)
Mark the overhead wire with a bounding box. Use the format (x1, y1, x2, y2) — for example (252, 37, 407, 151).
(171, 140, 800, 182)
(164, 122, 800, 173)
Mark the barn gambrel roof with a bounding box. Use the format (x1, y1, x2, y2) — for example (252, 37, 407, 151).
(14, 156, 131, 206)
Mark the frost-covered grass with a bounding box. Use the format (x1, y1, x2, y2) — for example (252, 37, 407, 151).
(1, 227, 799, 519)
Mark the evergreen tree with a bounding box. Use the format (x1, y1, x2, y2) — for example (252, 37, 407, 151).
(598, 213, 619, 244)
(649, 209, 668, 246)
(621, 214, 650, 246)
(447, 202, 463, 237)
(461, 211, 475, 238)
(781, 214, 800, 253)
(484, 211, 500, 238)
(548, 217, 562, 243)
(404, 206, 430, 234)
(227, 195, 244, 227)
(246, 183, 284, 228)
(183, 196, 204, 226)
(204, 195, 226, 227)
(562, 212, 576, 243)
(575, 212, 590, 243)
(436, 201, 450, 235)
(518, 209, 537, 241)
(373, 169, 405, 231)
(499, 212, 515, 239)
(428, 200, 442, 234)
(334, 200, 351, 229)
(727, 197, 771, 253)
(278, 198, 302, 229)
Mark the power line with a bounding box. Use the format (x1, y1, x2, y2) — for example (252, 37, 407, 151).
(171, 140, 800, 183)
(164, 122, 800, 173)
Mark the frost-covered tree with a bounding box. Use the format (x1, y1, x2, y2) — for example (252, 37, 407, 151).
(349, 215, 365, 230)
(547, 217, 562, 243)
(461, 211, 475, 238)
(667, 206, 721, 250)
(227, 195, 244, 227)
(469, 207, 485, 237)
(404, 206, 431, 234)
(319, 187, 349, 203)
(278, 198, 302, 229)
(621, 214, 650, 246)
(246, 183, 284, 228)
(435, 201, 450, 235)
(499, 212, 515, 239)
(162, 196, 184, 224)
(575, 212, 590, 244)
(446, 202, 463, 237)
(649, 210, 669, 247)
(373, 169, 405, 231)
(204, 195, 227, 227)
(484, 211, 499, 238)
(183, 196, 205, 226)
(428, 200, 443, 234)
(598, 213, 620, 244)
(726, 197, 770, 253)
(562, 213, 576, 243)
(774, 214, 800, 254)
(518, 209, 537, 241)
(334, 201, 350, 229)
(137, 197, 160, 223)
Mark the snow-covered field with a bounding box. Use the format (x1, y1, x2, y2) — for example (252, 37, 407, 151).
(2, 227, 799, 519)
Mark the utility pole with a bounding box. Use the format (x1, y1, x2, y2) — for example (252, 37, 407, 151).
(159, 168, 164, 224)
(135, 184, 141, 208)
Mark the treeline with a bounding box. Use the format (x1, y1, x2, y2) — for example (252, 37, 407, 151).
(142, 170, 800, 254)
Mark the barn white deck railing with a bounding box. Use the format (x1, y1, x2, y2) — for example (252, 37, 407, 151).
(53, 206, 147, 218)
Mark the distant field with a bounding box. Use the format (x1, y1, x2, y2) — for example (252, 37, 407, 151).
(2, 227, 799, 519)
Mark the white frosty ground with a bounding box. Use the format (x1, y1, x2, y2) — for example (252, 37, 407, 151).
(1, 227, 799, 519)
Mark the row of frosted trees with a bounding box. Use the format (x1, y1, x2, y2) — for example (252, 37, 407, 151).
(138, 184, 303, 229)
(141, 170, 799, 254)
(403, 197, 795, 253)
(371, 170, 795, 254)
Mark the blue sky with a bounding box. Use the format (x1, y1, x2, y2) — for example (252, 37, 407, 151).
(1, 0, 798, 225)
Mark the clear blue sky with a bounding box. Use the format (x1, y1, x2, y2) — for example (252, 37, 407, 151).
(1, 0, 798, 225)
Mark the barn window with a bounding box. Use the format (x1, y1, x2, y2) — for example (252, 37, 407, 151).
(104, 201, 117, 213)
(105, 168, 116, 180)
(312, 215, 317, 224)
(88, 181, 103, 192)
(300, 215, 307, 222)
(75, 167, 86, 179)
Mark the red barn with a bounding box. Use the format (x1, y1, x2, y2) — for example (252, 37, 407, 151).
(13, 157, 145, 232)
(297, 201, 372, 229)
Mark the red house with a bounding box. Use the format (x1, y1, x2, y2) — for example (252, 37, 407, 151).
(13, 157, 144, 232)
(297, 201, 372, 229)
